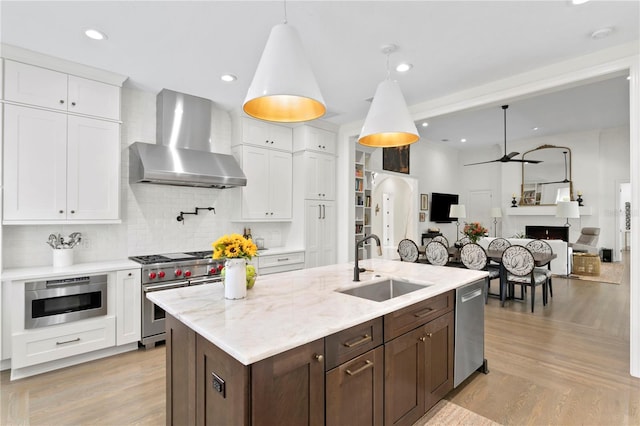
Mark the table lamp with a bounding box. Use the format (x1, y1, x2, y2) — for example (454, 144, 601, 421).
(556, 201, 580, 276)
(449, 204, 466, 240)
(490, 207, 502, 237)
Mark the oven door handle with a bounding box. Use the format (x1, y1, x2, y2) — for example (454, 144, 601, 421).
(189, 277, 223, 286)
(143, 282, 189, 292)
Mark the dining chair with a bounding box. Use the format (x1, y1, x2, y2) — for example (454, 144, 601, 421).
(460, 243, 500, 303)
(431, 235, 449, 248)
(501, 245, 549, 313)
(485, 238, 511, 297)
(397, 239, 419, 262)
(458, 236, 472, 246)
(425, 241, 449, 266)
(525, 239, 554, 297)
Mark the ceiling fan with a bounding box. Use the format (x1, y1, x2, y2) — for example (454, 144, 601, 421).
(465, 105, 542, 166)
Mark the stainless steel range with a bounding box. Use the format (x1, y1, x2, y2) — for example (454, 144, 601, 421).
(129, 251, 225, 349)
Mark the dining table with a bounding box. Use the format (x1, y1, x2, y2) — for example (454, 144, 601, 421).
(486, 248, 557, 306)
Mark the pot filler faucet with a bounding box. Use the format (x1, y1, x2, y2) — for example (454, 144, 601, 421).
(354, 234, 383, 281)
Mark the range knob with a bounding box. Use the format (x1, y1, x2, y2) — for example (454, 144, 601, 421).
(184, 270, 192, 277)
(148, 272, 157, 279)
(209, 267, 217, 275)
(158, 271, 166, 278)
(217, 264, 224, 271)
(175, 269, 183, 277)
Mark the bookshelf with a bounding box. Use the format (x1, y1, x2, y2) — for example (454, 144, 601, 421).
(355, 149, 372, 260)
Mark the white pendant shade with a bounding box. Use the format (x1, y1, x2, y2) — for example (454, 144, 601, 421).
(243, 23, 326, 123)
(358, 79, 419, 147)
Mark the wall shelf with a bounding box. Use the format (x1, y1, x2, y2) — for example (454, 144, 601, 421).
(506, 206, 592, 216)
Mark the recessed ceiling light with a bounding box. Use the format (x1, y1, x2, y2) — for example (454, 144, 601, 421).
(220, 74, 237, 83)
(532, 127, 540, 131)
(627, 75, 631, 80)
(571, 0, 590, 5)
(460, 138, 467, 143)
(84, 28, 107, 40)
(590, 27, 614, 40)
(395, 63, 413, 73)
(421, 122, 429, 127)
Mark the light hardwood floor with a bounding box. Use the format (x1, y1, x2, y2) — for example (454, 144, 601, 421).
(2, 253, 638, 425)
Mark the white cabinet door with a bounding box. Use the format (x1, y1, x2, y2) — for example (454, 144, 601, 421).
(241, 117, 292, 151)
(4, 60, 68, 111)
(3, 105, 67, 221)
(302, 152, 336, 201)
(269, 150, 292, 219)
(68, 75, 120, 120)
(67, 116, 120, 220)
(4, 60, 120, 120)
(115, 269, 141, 345)
(239, 146, 292, 220)
(241, 146, 271, 219)
(293, 126, 336, 154)
(304, 201, 336, 268)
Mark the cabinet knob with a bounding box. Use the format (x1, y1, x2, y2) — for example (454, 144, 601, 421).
(59, 210, 64, 214)
(265, 140, 269, 144)
(128, 273, 132, 276)
(313, 354, 324, 362)
(59, 100, 65, 104)
(419, 337, 426, 342)
(270, 141, 274, 144)
(70, 210, 75, 214)
(71, 102, 76, 106)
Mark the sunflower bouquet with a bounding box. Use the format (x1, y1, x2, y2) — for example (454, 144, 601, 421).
(212, 233, 258, 260)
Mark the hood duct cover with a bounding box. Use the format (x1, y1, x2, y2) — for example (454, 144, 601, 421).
(129, 89, 246, 188)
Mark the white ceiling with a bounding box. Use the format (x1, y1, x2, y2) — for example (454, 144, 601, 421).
(1, 1, 638, 144)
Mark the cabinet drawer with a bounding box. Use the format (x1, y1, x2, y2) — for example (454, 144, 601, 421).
(325, 317, 383, 370)
(12, 316, 116, 368)
(258, 251, 304, 269)
(384, 290, 454, 342)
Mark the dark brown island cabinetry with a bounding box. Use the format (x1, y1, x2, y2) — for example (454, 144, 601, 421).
(165, 289, 456, 426)
(384, 291, 455, 426)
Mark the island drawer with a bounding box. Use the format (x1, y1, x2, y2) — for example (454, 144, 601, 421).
(384, 290, 454, 342)
(325, 317, 383, 370)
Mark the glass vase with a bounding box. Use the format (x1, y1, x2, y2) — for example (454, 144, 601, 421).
(224, 258, 247, 300)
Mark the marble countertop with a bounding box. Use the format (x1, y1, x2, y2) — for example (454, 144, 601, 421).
(2, 259, 141, 281)
(148, 259, 487, 365)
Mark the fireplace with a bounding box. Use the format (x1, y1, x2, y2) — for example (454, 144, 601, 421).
(525, 225, 569, 242)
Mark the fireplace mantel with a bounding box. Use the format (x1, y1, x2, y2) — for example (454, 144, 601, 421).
(506, 206, 592, 216)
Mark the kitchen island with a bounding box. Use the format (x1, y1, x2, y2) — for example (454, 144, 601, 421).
(148, 259, 488, 426)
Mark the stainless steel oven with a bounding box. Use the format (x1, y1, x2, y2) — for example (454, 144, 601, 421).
(25, 275, 108, 329)
(130, 252, 224, 349)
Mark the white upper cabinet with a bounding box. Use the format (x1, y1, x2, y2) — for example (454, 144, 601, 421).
(3, 105, 120, 222)
(237, 117, 293, 152)
(302, 152, 336, 200)
(4, 60, 120, 120)
(293, 125, 336, 155)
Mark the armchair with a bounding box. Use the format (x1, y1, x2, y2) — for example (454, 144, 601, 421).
(570, 227, 600, 255)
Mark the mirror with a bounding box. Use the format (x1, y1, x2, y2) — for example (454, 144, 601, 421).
(520, 145, 573, 205)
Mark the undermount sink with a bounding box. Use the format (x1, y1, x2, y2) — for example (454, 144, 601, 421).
(338, 278, 432, 302)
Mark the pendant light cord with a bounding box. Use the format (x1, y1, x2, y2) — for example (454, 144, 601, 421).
(283, 0, 288, 24)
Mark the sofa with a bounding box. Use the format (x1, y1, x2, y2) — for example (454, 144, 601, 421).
(479, 237, 572, 275)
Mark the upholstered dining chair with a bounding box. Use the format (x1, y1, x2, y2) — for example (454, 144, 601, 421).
(425, 241, 449, 266)
(460, 243, 500, 303)
(526, 239, 554, 297)
(486, 237, 511, 297)
(501, 245, 549, 313)
(397, 239, 420, 262)
(431, 235, 449, 248)
(457, 236, 472, 246)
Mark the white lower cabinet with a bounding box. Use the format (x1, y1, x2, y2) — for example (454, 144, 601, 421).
(115, 269, 141, 345)
(258, 251, 305, 275)
(11, 316, 116, 369)
(305, 201, 336, 268)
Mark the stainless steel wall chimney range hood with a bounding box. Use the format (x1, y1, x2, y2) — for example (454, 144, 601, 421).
(129, 89, 247, 188)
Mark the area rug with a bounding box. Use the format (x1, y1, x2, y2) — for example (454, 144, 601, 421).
(571, 261, 625, 285)
(414, 400, 500, 425)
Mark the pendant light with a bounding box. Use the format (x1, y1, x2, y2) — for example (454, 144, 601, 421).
(243, 1, 325, 123)
(358, 44, 419, 148)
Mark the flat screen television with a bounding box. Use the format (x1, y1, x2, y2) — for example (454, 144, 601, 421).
(430, 192, 459, 223)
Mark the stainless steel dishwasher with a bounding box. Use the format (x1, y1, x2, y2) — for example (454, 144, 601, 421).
(454, 278, 489, 387)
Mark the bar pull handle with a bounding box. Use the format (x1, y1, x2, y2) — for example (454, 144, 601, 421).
(56, 337, 80, 345)
(343, 333, 371, 348)
(346, 360, 373, 376)
(413, 307, 434, 318)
